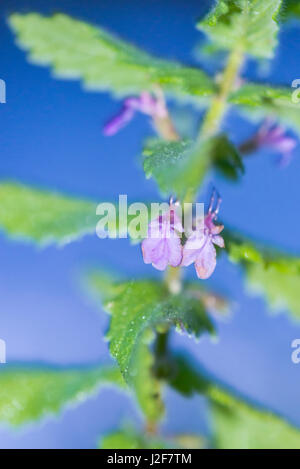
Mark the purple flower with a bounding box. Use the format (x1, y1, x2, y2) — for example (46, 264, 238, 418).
(141, 203, 183, 271)
(255, 120, 297, 167)
(181, 193, 225, 279)
(103, 91, 167, 136)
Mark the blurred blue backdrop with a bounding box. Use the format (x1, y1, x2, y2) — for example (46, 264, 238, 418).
(0, 0, 300, 449)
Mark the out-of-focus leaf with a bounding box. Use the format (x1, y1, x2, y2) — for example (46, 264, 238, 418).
(281, 0, 300, 20)
(225, 231, 300, 320)
(88, 275, 214, 384)
(210, 134, 244, 180)
(100, 426, 169, 449)
(168, 354, 300, 449)
(0, 182, 97, 246)
(100, 426, 204, 449)
(0, 364, 123, 426)
(173, 434, 206, 449)
(230, 84, 300, 134)
(197, 0, 283, 59)
(210, 387, 300, 449)
(131, 332, 165, 424)
(143, 135, 243, 197)
(9, 13, 215, 102)
(0, 181, 152, 246)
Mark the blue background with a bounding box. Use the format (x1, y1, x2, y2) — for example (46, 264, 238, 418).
(0, 0, 300, 448)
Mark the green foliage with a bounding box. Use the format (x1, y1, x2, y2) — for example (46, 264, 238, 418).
(89, 275, 214, 384)
(281, 0, 300, 20)
(131, 333, 165, 423)
(230, 84, 300, 134)
(9, 13, 215, 101)
(100, 426, 169, 449)
(169, 354, 300, 449)
(226, 232, 300, 320)
(197, 0, 283, 59)
(100, 426, 205, 449)
(210, 387, 300, 449)
(0, 182, 97, 246)
(143, 138, 194, 196)
(143, 135, 243, 197)
(210, 134, 244, 179)
(0, 364, 123, 426)
(0, 181, 151, 246)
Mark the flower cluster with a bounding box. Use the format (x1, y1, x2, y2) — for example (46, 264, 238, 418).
(141, 193, 225, 279)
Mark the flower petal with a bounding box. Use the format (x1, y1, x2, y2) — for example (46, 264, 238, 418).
(103, 106, 135, 135)
(194, 240, 217, 279)
(181, 232, 206, 267)
(166, 236, 183, 267)
(141, 237, 160, 264)
(152, 240, 169, 271)
(213, 235, 225, 248)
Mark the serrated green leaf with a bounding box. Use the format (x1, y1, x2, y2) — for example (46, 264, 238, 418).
(0, 181, 152, 246)
(0, 364, 123, 426)
(9, 13, 215, 102)
(197, 0, 283, 59)
(230, 83, 300, 134)
(100, 426, 169, 449)
(0, 181, 97, 246)
(88, 276, 214, 383)
(281, 0, 300, 20)
(225, 231, 300, 320)
(168, 354, 300, 449)
(143, 134, 243, 197)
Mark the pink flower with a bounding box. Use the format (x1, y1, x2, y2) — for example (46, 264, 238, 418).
(141, 203, 183, 271)
(253, 120, 297, 167)
(103, 91, 167, 136)
(181, 192, 225, 279)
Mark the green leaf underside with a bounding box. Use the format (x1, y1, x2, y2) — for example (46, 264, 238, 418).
(281, 0, 300, 20)
(197, 0, 283, 59)
(169, 354, 300, 449)
(131, 332, 165, 423)
(9, 13, 215, 101)
(88, 275, 214, 384)
(0, 364, 123, 425)
(226, 231, 300, 319)
(230, 84, 300, 134)
(143, 135, 243, 196)
(100, 427, 169, 449)
(0, 182, 97, 246)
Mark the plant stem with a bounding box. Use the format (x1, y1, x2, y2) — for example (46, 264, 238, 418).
(165, 266, 182, 294)
(146, 46, 245, 438)
(200, 46, 244, 138)
(153, 114, 180, 141)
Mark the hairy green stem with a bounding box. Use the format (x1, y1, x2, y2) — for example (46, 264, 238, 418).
(148, 48, 243, 431)
(201, 46, 244, 138)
